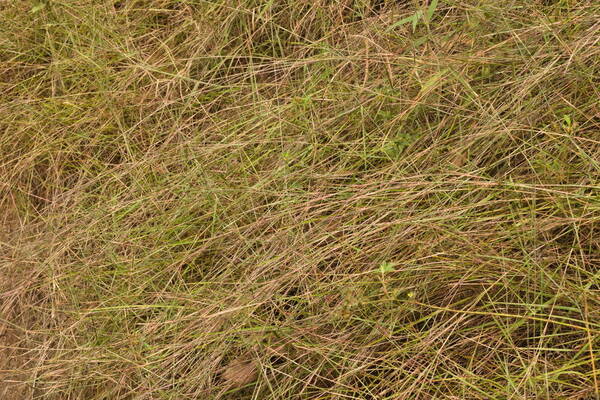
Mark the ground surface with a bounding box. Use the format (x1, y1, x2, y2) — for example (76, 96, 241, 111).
(1, 0, 600, 399)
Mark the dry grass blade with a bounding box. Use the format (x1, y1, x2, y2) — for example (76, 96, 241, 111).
(1, 0, 600, 399)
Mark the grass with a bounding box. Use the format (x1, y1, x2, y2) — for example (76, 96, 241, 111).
(1, 0, 599, 399)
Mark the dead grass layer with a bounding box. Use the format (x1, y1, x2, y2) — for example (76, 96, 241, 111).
(1, 0, 600, 399)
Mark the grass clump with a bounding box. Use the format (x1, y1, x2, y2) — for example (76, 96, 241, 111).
(1, 0, 599, 399)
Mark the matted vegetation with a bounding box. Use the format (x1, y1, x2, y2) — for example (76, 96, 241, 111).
(1, 0, 599, 398)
